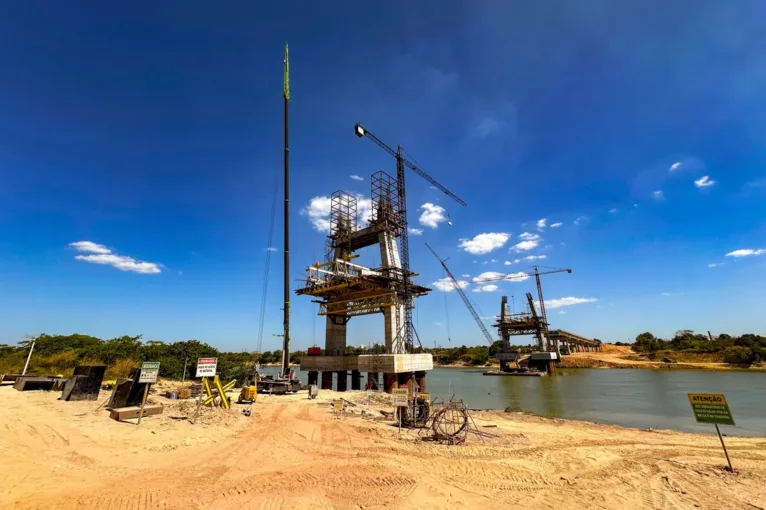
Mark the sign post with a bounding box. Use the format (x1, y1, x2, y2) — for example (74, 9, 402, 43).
(392, 389, 408, 432)
(196, 357, 218, 378)
(137, 362, 160, 426)
(688, 393, 735, 471)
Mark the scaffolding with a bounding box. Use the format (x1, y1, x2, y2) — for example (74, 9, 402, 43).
(325, 191, 358, 262)
(297, 260, 429, 319)
(371, 170, 400, 229)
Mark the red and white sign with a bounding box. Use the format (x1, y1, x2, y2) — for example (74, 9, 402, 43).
(196, 357, 218, 377)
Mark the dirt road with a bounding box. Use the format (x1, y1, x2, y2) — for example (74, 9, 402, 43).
(1, 385, 765, 509)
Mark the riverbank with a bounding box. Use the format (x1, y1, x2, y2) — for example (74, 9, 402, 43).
(1, 386, 764, 509)
(434, 344, 766, 371)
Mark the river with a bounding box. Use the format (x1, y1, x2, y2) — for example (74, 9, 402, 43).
(262, 367, 766, 436)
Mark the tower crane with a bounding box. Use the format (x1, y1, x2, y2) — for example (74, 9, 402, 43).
(425, 243, 494, 346)
(354, 123, 466, 351)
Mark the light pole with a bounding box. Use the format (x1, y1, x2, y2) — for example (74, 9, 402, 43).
(22, 335, 37, 376)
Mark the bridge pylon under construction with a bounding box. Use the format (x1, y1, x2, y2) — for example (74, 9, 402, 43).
(296, 176, 433, 393)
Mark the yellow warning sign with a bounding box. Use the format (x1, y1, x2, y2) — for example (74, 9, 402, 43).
(687, 393, 735, 426)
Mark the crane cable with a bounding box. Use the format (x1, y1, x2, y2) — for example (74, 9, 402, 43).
(256, 167, 279, 355)
(442, 268, 452, 344)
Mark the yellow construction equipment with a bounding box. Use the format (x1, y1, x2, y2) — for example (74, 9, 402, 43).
(238, 385, 257, 403)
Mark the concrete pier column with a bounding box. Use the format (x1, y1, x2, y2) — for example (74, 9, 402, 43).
(547, 361, 556, 374)
(398, 372, 413, 394)
(336, 371, 348, 392)
(351, 370, 361, 390)
(321, 371, 333, 390)
(384, 373, 398, 393)
(308, 371, 318, 386)
(379, 231, 406, 354)
(367, 372, 379, 390)
(414, 371, 426, 392)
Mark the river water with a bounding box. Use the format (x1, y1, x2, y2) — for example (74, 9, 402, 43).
(263, 367, 766, 436)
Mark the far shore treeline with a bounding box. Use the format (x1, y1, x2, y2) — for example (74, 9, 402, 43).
(0, 330, 763, 380)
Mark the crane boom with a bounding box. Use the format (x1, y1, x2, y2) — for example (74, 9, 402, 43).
(426, 243, 494, 346)
(354, 124, 467, 206)
(355, 123, 466, 352)
(474, 267, 571, 285)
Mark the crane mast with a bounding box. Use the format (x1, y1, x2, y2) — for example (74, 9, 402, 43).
(355, 124, 465, 351)
(426, 243, 495, 346)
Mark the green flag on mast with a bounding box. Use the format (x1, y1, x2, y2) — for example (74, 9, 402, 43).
(283, 43, 290, 101)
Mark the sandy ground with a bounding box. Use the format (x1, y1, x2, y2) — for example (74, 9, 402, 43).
(1, 384, 765, 510)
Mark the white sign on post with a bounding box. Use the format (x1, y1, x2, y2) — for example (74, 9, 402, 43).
(392, 388, 408, 407)
(139, 362, 160, 384)
(196, 357, 218, 377)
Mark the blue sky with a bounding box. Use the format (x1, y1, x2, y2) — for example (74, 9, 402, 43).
(1, 1, 765, 351)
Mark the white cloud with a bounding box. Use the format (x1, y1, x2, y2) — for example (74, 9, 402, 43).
(472, 270, 530, 283)
(434, 321, 443, 327)
(266, 247, 278, 252)
(511, 232, 541, 252)
(653, 190, 664, 200)
(524, 255, 547, 261)
(472, 116, 503, 139)
(461, 273, 471, 278)
(301, 195, 373, 232)
(661, 292, 673, 297)
(472, 284, 499, 293)
(669, 161, 682, 172)
(558, 310, 566, 315)
(550, 222, 563, 228)
(536, 218, 547, 231)
(694, 176, 716, 188)
(544, 297, 598, 310)
(301, 196, 332, 231)
(69, 241, 111, 254)
(459, 232, 510, 254)
(419, 203, 447, 229)
(408, 228, 423, 236)
(573, 216, 589, 226)
(708, 263, 719, 268)
(505, 271, 531, 282)
(609, 208, 618, 214)
(432, 277, 469, 292)
(350, 174, 364, 181)
(503, 260, 513, 266)
(472, 271, 504, 283)
(70, 241, 161, 275)
(725, 249, 766, 258)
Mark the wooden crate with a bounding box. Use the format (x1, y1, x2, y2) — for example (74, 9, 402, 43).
(109, 404, 164, 422)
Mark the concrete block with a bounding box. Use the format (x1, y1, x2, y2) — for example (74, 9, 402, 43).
(358, 354, 433, 373)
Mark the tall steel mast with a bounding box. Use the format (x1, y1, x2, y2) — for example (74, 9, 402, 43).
(281, 43, 291, 378)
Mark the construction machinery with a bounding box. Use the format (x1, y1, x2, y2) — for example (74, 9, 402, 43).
(425, 243, 495, 347)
